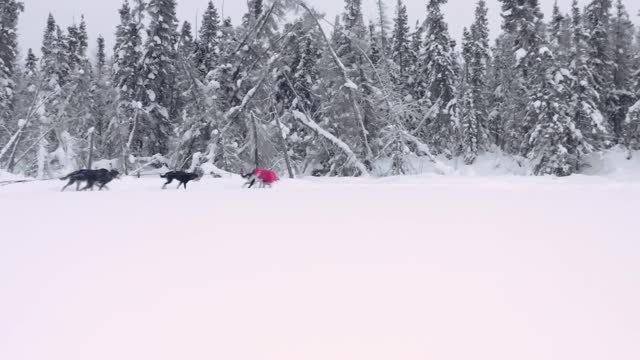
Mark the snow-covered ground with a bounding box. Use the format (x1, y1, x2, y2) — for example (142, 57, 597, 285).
(1, 175, 639, 360)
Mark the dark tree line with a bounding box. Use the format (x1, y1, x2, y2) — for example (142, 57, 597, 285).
(1, 0, 639, 178)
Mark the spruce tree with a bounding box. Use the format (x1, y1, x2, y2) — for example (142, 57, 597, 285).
(25, 49, 37, 77)
(409, 20, 424, 96)
(460, 0, 490, 163)
(487, 34, 518, 149)
(391, 0, 411, 88)
(141, 0, 179, 155)
(460, 28, 480, 163)
(90, 35, 116, 158)
(549, 0, 571, 63)
(584, 0, 614, 121)
(195, 1, 221, 77)
(0, 0, 24, 126)
(113, 0, 143, 156)
(179, 21, 196, 58)
(338, 0, 366, 68)
(10, 48, 40, 173)
(368, 21, 381, 66)
(375, 0, 390, 63)
(114, 0, 132, 54)
(65, 15, 94, 140)
(609, 0, 636, 143)
(415, 0, 459, 156)
(497, 0, 544, 154)
(38, 14, 76, 174)
(569, 0, 608, 159)
(526, 48, 578, 176)
(242, 0, 263, 26)
(625, 102, 640, 150)
(331, 16, 345, 51)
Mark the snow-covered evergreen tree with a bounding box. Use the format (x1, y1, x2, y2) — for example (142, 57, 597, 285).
(391, 0, 411, 90)
(549, 0, 572, 64)
(368, 21, 381, 66)
(460, 0, 490, 164)
(375, 0, 390, 64)
(415, 0, 459, 156)
(113, 0, 144, 159)
(7, 48, 39, 173)
(338, 0, 366, 69)
(487, 34, 518, 150)
(195, 1, 220, 78)
(65, 15, 94, 145)
(497, 0, 544, 154)
(624, 100, 640, 150)
(0, 0, 24, 131)
(25, 49, 37, 76)
(460, 28, 480, 164)
(408, 20, 424, 97)
(179, 21, 196, 59)
(242, 0, 263, 27)
(140, 0, 179, 156)
(609, 0, 636, 143)
(37, 14, 77, 176)
(90, 35, 116, 159)
(569, 0, 608, 160)
(584, 0, 614, 120)
(526, 48, 579, 176)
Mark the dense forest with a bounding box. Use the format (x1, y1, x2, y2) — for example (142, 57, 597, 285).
(0, 0, 639, 178)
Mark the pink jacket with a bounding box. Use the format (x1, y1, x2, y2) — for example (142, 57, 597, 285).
(254, 168, 278, 184)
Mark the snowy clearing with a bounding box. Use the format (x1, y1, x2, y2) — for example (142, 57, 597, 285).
(1, 176, 639, 360)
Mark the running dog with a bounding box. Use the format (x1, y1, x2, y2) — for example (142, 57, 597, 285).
(160, 170, 202, 190)
(60, 169, 120, 191)
(242, 168, 278, 188)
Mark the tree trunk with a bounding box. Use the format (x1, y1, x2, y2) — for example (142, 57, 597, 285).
(87, 128, 95, 170)
(6, 130, 23, 173)
(122, 146, 129, 176)
(275, 106, 295, 179)
(251, 112, 260, 168)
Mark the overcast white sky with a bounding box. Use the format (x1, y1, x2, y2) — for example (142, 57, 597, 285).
(17, 0, 640, 60)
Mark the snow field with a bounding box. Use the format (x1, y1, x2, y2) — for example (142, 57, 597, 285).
(0, 176, 639, 360)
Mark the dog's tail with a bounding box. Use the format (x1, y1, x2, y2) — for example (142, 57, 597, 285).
(160, 173, 167, 178)
(60, 175, 70, 181)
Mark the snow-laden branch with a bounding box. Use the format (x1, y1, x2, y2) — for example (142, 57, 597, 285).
(296, 0, 373, 161)
(0, 122, 25, 162)
(402, 132, 452, 174)
(291, 110, 370, 176)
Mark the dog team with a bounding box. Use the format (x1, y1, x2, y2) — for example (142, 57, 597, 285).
(60, 167, 278, 192)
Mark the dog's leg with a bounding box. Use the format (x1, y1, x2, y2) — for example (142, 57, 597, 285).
(177, 182, 182, 190)
(81, 181, 94, 191)
(162, 179, 172, 189)
(183, 181, 188, 190)
(61, 180, 74, 192)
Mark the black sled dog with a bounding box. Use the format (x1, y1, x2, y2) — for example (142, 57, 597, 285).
(160, 170, 203, 190)
(61, 169, 120, 191)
